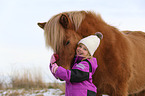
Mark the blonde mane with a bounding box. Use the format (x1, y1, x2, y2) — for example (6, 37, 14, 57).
(44, 11, 86, 52)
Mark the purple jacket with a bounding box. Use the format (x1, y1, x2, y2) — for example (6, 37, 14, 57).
(53, 56, 98, 96)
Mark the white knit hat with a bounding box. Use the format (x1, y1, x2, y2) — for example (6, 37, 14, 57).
(78, 32, 103, 56)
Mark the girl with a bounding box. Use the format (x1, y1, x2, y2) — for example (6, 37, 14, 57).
(50, 32, 103, 96)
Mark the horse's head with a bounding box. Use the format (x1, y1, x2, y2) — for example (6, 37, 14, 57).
(38, 11, 116, 69)
(38, 11, 87, 69)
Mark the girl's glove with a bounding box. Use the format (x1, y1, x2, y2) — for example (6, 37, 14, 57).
(49, 64, 58, 79)
(50, 63, 58, 74)
(50, 54, 59, 64)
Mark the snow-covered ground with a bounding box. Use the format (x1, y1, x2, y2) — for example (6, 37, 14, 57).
(0, 89, 65, 96)
(0, 88, 109, 96)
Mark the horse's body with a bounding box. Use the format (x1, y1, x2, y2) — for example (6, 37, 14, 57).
(38, 11, 145, 96)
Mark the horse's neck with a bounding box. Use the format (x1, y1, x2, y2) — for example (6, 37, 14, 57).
(79, 13, 124, 45)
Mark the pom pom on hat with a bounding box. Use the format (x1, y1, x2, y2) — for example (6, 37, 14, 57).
(78, 32, 103, 56)
(95, 32, 103, 40)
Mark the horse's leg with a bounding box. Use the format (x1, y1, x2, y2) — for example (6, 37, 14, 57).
(111, 82, 128, 96)
(128, 90, 145, 96)
(96, 82, 128, 96)
(96, 83, 116, 96)
(137, 90, 145, 96)
(115, 83, 128, 96)
(96, 94, 102, 96)
(128, 94, 136, 96)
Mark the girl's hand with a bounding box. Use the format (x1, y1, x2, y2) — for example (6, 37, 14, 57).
(51, 63, 58, 74)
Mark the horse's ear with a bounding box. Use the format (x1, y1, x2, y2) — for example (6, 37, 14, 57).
(59, 14, 73, 29)
(37, 22, 46, 29)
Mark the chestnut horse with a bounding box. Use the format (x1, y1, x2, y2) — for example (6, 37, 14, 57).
(38, 11, 145, 96)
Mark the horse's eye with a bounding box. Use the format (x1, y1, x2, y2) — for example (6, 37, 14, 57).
(66, 40, 70, 45)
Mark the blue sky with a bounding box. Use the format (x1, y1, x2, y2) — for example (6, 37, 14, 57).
(0, 0, 145, 82)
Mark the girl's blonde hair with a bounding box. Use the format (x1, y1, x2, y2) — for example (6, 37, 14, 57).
(82, 55, 93, 61)
(77, 43, 93, 61)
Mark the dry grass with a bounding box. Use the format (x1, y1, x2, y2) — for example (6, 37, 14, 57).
(47, 82, 65, 94)
(56, 83, 65, 94)
(0, 69, 65, 95)
(10, 69, 65, 91)
(10, 69, 46, 89)
(8, 91, 21, 96)
(0, 80, 3, 90)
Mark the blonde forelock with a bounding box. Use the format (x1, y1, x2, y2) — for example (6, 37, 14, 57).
(44, 11, 86, 52)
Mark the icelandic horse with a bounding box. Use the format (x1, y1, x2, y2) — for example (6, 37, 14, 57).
(38, 11, 145, 96)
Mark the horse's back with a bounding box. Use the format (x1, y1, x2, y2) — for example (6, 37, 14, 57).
(126, 31, 145, 94)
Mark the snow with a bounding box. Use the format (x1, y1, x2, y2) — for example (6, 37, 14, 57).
(0, 89, 65, 96)
(0, 88, 110, 96)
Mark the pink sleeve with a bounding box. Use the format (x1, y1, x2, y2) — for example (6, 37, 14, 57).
(55, 66, 71, 82)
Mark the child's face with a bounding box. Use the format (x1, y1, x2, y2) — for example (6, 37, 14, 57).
(76, 43, 90, 57)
